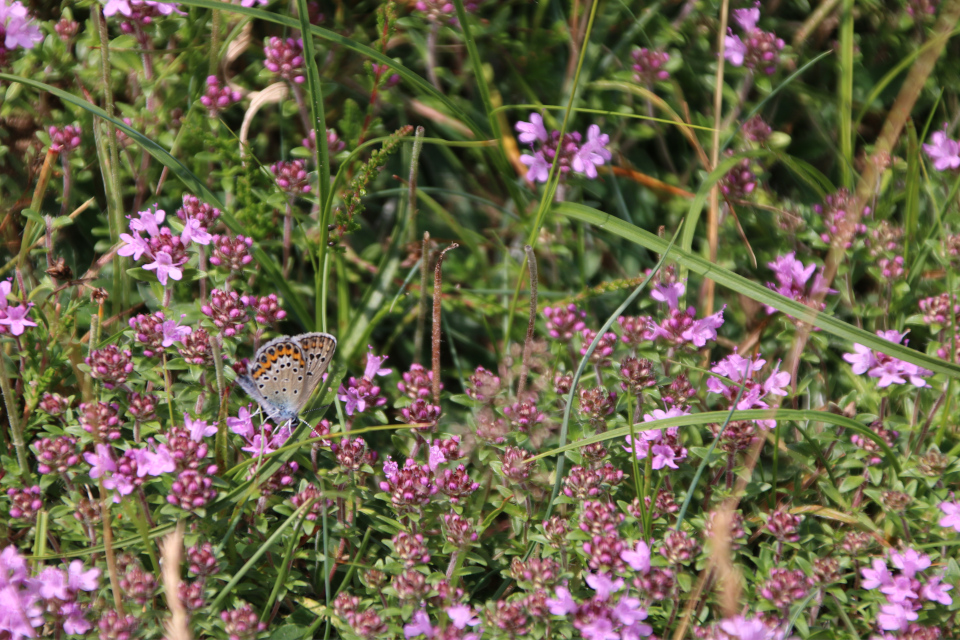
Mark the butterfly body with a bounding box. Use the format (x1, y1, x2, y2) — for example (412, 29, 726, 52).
(236, 332, 337, 424)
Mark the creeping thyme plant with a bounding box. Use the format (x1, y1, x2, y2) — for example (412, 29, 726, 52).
(3, 0, 960, 639)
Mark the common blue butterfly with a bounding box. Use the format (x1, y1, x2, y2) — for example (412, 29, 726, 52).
(236, 332, 337, 424)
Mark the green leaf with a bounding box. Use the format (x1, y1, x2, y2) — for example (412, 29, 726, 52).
(839, 475, 866, 493)
(556, 201, 960, 381)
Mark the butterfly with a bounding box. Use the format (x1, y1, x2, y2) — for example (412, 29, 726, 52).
(236, 332, 337, 425)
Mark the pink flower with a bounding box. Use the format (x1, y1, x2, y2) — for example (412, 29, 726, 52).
(733, 4, 761, 31)
(67, 559, 100, 591)
(516, 114, 548, 145)
(36, 566, 69, 600)
(845, 330, 931, 388)
(227, 406, 255, 439)
(134, 442, 176, 477)
(720, 616, 778, 640)
(877, 603, 917, 632)
(129, 207, 165, 237)
(572, 124, 612, 179)
(651, 443, 682, 469)
(724, 34, 747, 66)
(880, 575, 917, 603)
(0, 0, 43, 50)
(446, 604, 480, 629)
(921, 575, 953, 605)
(143, 252, 183, 286)
(621, 540, 651, 573)
(890, 548, 930, 578)
(185, 413, 217, 441)
(403, 610, 434, 639)
(861, 558, 892, 590)
(83, 443, 117, 479)
(546, 585, 577, 615)
(938, 501, 960, 532)
(580, 617, 619, 640)
(181, 218, 212, 245)
(585, 572, 624, 600)
(520, 151, 550, 183)
(0, 304, 36, 335)
(118, 231, 150, 261)
(923, 126, 960, 171)
(161, 316, 192, 347)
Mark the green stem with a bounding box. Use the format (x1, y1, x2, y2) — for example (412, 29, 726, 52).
(0, 348, 29, 481)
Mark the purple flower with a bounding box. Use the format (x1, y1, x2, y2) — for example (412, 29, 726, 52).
(890, 548, 930, 578)
(861, 558, 892, 590)
(939, 501, 960, 531)
(61, 601, 92, 635)
(446, 604, 480, 629)
(923, 126, 960, 171)
(547, 585, 577, 615)
(129, 207, 165, 237)
(185, 413, 217, 441)
(706, 352, 789, 429)
(724, 34, 747, 66)
(403, 610, 434, 639)
(0, 1, 43, 51)
(83, 443, 117, 479)
(36, 566, 69, 600)
(67, 560, 100, 591)
(516, 114, 548, 145)
(337, 347, 391, 416)
(227, 406, 256, 439)
(719, 616, 778, 640)
(143, 251, 183, 285)
(161, 315, 192, 347)
(181, 218, 212, 245)
(651, 443, 681, 469)
(621, 540, 651, 572)
(765, 252, 833, 315)
(118, 231, 150, 261)
(520, 151, 550, 183)
(844, 330, 931, 388)
(133, 442, 176, 477)
(880, 575, 918, 603)
(0, 304, 37, 335)
(921, 575, 953, 605)
(877, 603, 917, 632)
(572, 124, 613, 179)
(649, 281, 726, 347)
(580, 617, 619, 640)
(585, 572, 624, 600)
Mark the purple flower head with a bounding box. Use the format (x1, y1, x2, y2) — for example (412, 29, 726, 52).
(723, 3, 784, 74)
(181, 218, 212, 246)
(200, 75, 242, 117)
(264, 37, 306, 84)
(271, 159, 312, 195)
(765, 252, 833, 316)
(543, 303, 587, 341)
(631, 47, 670, 84)
(923, 125, 960, 171)
(227, 405, 256, 439)
(337, 347, 390, 416)
(48, 125, 82, 154)
(649, 282, 726, 348)
(134, 441, 176, 477)
(706, 352, 789, 428)
(515, 114, 611, 183)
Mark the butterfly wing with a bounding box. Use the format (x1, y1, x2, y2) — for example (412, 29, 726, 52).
(245, 338, 310, 423)
(293, 332, 337, 403)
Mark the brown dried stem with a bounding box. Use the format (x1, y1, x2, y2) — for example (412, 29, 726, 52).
(160, 523, 191, 640)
